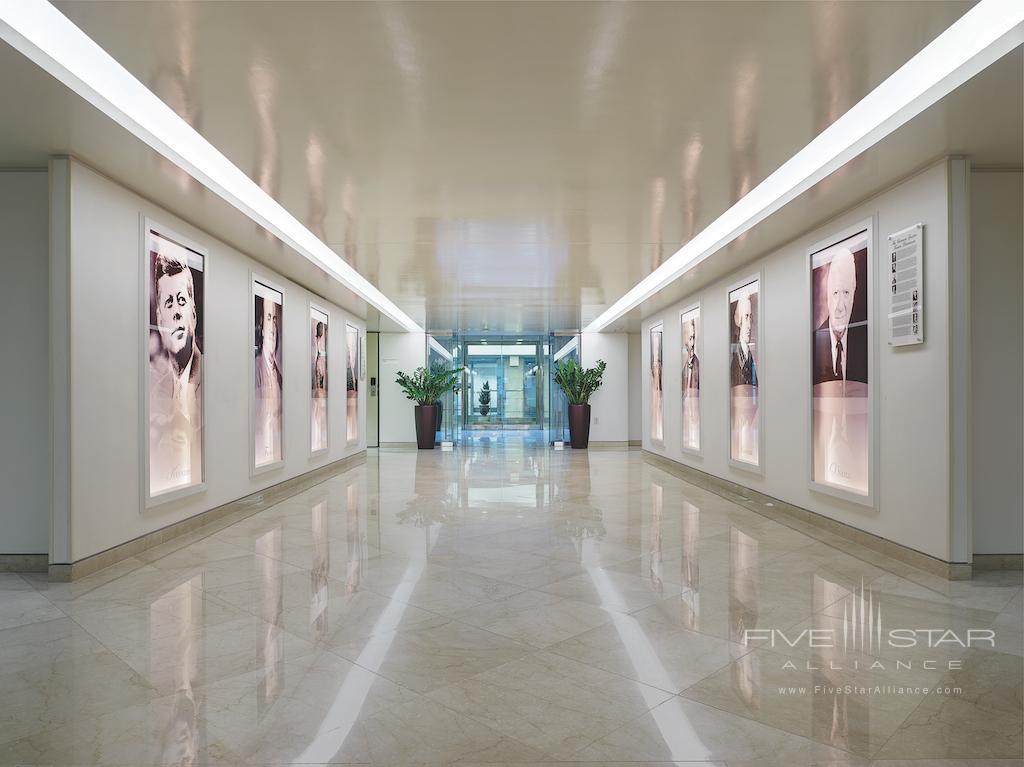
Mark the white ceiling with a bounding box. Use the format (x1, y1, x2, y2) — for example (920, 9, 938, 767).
(1, 1, 1019, 332)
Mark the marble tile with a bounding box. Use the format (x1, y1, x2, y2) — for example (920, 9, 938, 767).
(185, 649, 421, 765)
(375, 566, 527, 616)
(2, 444, 1018, 764)
(0, 618, 156, 747)
(629, 572, 818, 647)
(327, 618, 533, 694)
(868, 572, 1022, 614)
(0, 587, 64, 630)
(873, 648, 1023, 760)
(301, 695, 550, 763)
(680, 648, 928, 757)
(426, 650, 673, 757)
(493, 558, 591, 589)
(0, 572, 33, 590)
(870, 760, 1024, 766)
(205, 565, 446, 643)
(450, 588, 613, 647)
(571, 695, 851, 763)
(538, 569, 672, 614)
(546, 615, 746, 694)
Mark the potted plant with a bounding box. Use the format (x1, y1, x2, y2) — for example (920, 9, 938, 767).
(396, 364, 462, 449)
(478, 381, 492, 417)
(554, 357, 606, 449)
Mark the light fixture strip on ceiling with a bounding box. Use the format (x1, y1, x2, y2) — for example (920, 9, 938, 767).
(585, 0, 1024, 332)
(0, 0, 423, 333)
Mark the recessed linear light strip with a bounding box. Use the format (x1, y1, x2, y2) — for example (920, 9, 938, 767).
(585, 0, 1024, 333)
(0, 0, 422, 333)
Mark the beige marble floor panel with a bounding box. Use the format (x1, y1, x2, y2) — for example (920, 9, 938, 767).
(1, 444, 1019, 766)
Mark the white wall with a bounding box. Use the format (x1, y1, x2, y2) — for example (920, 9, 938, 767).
(366, 332, 379, 447)
(61, 160, 366, 562)
(641, 161, 955, 561)
(378, 332, 426, 443)
(581, 332, 628, 443)
(627, 333, 642, 443)
(970, 170, 1023, 555)
(0, 170, 50, 554)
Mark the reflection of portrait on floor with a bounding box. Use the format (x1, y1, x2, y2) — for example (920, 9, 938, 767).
(255, 287, 283, 466)
(148, 235, 204, 495)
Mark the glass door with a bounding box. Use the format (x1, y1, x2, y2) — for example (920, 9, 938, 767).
(427, 334, 459, 445)
(548, 334, 579, 444)
(458, 336, 546, 434)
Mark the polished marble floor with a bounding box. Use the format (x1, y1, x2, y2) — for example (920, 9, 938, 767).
(2, 443, 1021, 766)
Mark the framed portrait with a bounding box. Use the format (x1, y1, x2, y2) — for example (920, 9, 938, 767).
(310, 303, 329, 455)
(142, 219, 207, 506)
(649, 322, 664, 443)
(346, 323, 360, 443)
(252, 276, 285, 473)
(808, 219, 874, 504)
(680, 303, 702, 455)
(727, 274, 762, 472)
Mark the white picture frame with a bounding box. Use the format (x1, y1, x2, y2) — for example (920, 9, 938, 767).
(140, 215, 209, 510)
(251, 272, 286, 476)
(679, 301, 703, 457)
(806, 217, 877, 508)
(726, 270, 764, 475)
(649, 321, 665, 444)
(345, 322, 360, 445)
(309, 300, 330, 458)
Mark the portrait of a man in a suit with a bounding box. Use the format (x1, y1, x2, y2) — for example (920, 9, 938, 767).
(148, 242, 204, 494)
(255, 287, 284, 466)
(681, 311, 701, 451)
(813, 247, 867, 386)
(682, 316, 699, 393)
(729, 292, 757, 387)
(311, 313, 328, 452)
(810, 232, 870, 496)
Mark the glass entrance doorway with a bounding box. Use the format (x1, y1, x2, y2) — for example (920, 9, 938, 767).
(461, 337, 544, 430)
(426, 332, 579, 446)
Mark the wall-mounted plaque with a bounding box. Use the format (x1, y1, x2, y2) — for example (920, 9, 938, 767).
(887, 224, 923, 346)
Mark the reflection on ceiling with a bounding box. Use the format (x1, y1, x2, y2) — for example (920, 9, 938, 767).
(0, 1, 1020, 331)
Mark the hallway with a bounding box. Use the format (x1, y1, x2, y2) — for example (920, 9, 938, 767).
(2, 445, 1020, 765)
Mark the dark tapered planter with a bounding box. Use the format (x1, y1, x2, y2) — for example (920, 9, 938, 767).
(568, 404, 591, 449)
(415, 404, 439, 449)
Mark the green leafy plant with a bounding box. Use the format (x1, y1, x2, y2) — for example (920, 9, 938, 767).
(395, 364, 461, 406)
(478, 381, 492, 416)
(554, 357, 607, 405)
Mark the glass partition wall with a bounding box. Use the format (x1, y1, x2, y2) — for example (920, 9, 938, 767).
(427, 334, 459, 444)
(426, 333, 578, 445)
(548, 334, 579, 444)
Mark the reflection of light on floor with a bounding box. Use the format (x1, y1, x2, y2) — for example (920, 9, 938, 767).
(290, 561, 426, 764)
(467, 485, 541, 506)
(586, 567, 711, 759)
(459, 429, 549, 448)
